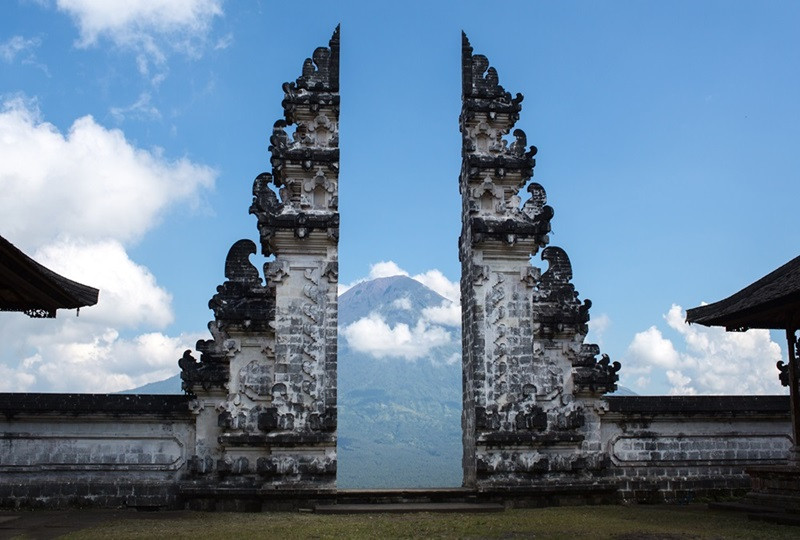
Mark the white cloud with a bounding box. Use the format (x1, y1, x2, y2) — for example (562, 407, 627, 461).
(109, 92, 161, 122)
(33, 238, 173, 329)
(0, 96, 215, 250)
(422, 301, 461, 327)
(0, 321, 201, 393)
(666, 370, 696, 396)
(586, 312, 610, 347)
(341, 313, 453, 361)
(0, 362, 37, 392)
(412, 269, 460, 303)
(369, 260, 408, 280)
(0, 35, 41, 63)
(340, 261, 464, 358)
(627, 326, 681, 370)
(392, 297, 412, 310)
(214, 33, 233, 50)
(338, 283, 352, 296)
(55, 0, 223, 81)
(443, 353, 460, 366)
(0, 237, 196, 392)
(622, 304, 786, 395)
(0, 97, 215, 392)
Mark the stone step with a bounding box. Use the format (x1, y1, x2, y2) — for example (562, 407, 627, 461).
(332, 488, 476, 506)
(313, 502, 505, 514)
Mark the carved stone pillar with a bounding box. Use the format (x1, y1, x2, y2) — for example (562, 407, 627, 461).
(459, 33, 619, 489)
(180, 27, 339, 494)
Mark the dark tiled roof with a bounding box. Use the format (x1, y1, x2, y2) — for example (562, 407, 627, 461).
(686, 255, 800, 330)
(0, 235, 99, 318)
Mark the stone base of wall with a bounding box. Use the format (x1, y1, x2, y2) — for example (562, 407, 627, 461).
(745, 465, 800, 512)
(475, 482, 619, 508)
(0, 480, 181, 510)
(615, 472, 751, 504)
(179, 484, 336, 512)
(177, 485, 619, 512)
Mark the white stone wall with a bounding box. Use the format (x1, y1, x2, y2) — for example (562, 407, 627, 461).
(0, 397, 194, 508)
(601, 396, 792, 502)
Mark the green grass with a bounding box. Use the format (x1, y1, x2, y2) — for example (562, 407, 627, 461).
(64, 504, 799, 539)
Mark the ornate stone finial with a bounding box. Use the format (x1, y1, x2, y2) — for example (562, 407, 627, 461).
(250, 172, 282, 219)
(522, 182, 553, 222)
(178, 341, 229, 396)
(296, 25, 340, 92)
(224, 239, 261, 284)
(461, 31, 523, 114)
(255, 26, 340, 258)
(209, 240, 273, 329)
(573, 345, 622, 395)
(460, 34, 548, 240)
(533, 246, 591, 336)
(541, 246, 574, 286)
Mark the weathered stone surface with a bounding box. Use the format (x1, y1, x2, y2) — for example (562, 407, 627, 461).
(602, 395, 792, 502)
(180, 26, 339, 492)
(1, 32, 796, 510)
(0, 393, 194, 509)
(459, 33, 618, 489)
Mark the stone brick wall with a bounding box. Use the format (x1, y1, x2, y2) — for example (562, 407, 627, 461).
(602, 395, 792, 502)
(0, 393, 194, 508)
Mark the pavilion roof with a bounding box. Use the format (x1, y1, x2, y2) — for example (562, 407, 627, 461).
(0, 235, 99, 318)
(686, 255, 800, 331)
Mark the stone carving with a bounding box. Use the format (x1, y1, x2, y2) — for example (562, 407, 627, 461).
(573, 344, 622, 395)
(208, 239, 273, 329)
(532, 246, 591, 338)
(179, 27, 339, 491)
(460, 33, 618, 488)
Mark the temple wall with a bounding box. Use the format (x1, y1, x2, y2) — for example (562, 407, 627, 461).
(601, 395, 792, 503)
(0, 394, 194, 509)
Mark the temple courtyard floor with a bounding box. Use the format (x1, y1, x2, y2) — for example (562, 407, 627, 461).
(0, 504, 800, 540)
(1, 503, 798, 539)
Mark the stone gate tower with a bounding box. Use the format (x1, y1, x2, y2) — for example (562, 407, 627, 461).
(179, 27, 339, 495)
(459, 33, 620, 489)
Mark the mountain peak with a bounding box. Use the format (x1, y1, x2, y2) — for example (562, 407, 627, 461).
(339, 275, 448, 327)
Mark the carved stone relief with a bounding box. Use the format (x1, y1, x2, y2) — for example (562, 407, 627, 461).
(179, 26, 339, 490)
(460, 33, 619, 488)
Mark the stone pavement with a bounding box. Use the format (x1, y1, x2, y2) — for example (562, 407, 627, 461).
(0, 509, 191, 539)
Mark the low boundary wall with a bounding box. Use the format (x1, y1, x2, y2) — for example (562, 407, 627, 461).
(602, 395, 791, 503)
(0, 393, 194, 509)
(0, 393, 793, 508)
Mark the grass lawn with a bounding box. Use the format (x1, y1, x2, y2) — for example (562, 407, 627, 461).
(64, 504, 799, 539)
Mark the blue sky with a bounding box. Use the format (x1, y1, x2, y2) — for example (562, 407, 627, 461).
(1, 1, 798, 395)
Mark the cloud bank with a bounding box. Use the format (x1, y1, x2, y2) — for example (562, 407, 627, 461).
(341, 314, 453, 361)
(0, 97, 215, 392)
(0, 97, 214, 249)
(622, 304, 785, 395)
(55, 0, 224, 81)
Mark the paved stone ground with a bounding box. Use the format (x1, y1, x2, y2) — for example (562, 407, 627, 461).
(0, 509, 191, 539)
